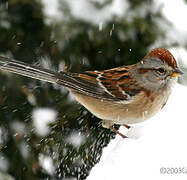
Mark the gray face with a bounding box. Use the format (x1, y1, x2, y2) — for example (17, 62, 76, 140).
(131, 58, 176, 91)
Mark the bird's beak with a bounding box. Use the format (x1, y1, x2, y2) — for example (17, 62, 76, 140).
(171, 68, 184, 77)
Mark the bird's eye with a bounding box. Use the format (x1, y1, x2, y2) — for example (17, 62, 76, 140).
(156, 68, 166, 75)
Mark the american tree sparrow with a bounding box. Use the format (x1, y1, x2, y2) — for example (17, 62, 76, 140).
(0, 48, 183, 138)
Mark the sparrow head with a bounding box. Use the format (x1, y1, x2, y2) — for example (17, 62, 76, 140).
(132, 48, 183, 91)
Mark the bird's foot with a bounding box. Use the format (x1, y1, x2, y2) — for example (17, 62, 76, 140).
(109, 126, 128, 139)
(123, 124, 131, 129)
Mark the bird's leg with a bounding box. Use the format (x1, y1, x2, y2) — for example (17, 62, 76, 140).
(102, 120, 128, 138)
(109, 126, 128, 139)
(123, 124, 131, 129)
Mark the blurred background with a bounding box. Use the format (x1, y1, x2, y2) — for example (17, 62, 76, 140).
(0, 0, 187, 179)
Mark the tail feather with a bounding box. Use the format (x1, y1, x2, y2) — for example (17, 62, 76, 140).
(0, 55, 118, 100)
(0, 56, 104, 96)
(0, 56, 101, 94)
(0, 56, 58, 83)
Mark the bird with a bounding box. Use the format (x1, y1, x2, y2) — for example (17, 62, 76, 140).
(0, 48, 183, 138)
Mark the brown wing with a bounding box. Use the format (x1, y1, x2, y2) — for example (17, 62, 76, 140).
(97, 65, 142, 100)
(56, 65, 141, 101)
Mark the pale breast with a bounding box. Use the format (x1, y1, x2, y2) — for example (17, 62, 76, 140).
(72, 85, 172, 125)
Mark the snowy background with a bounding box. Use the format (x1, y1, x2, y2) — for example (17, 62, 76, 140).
(1, 0, 187, 179)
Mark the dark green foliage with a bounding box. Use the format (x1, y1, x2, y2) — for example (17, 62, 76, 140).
(0, 0, 167, 179)
(0, 0, 53, 62)
(127, 0, 151, 8)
